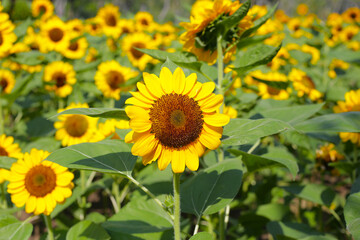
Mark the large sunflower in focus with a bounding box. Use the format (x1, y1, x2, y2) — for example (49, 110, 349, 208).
(96, 4, 121, 38)
(43, 61, 76, 97)
(95, 60, 138, 100)
(7, 149, 74, 215)
(125, 67, 230, 173)
(0, 69, 16, 94)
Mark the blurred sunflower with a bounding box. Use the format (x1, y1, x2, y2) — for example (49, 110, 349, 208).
(316, 143, 344, 163)
(0, 11, 17, 58)
(118, 19, 135, 36)
(98, 119, 130, 140)
(289, 68, 322, 101)
(0, 69, 16, 94)
(328, 59, 349, 79)
(339, 25, 359, 43)
(223, 106, 238, 119)
(296, 3, 308, 16)
(31, 0, 54, 20)
(0, 134, 23, 159)
(67, 19, 85, 35)
(125, 67, 230, 173)
(94, 60, 138, 100)
(156, 22, 178, 46)
(342, 7, 360, 24)
(24, 27, 46, 52)
(61, 35, 88, 59)
(134, 11, 155, 32)
(275, 9, 290, 23)
(7, 149, 74, 215)
(333, 89, 360, 146)
(40, 16, 70, 52)
(301, 44, 320, 65)
(121, 32, 157, 70)
(85, 47, 99, 63)
(43, 61, 76, 97)
(85, 17, 103, 36)
(55, 103, 104, 146)
(97, 4, 121, 38)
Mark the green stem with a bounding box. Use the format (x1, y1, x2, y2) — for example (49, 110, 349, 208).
(217, 35, 224, 114)
(1, 183, 6, 208)
(219, 209, 225, 240)
(79, 170, 87, 220)
(353, 145, 358, 182)
(173, 173, 181, 240)
(44, 214, 54, 240)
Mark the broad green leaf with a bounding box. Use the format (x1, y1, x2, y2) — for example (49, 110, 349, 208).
(252, 76, 289, 90)
(228, 148, 298, 177)
(232, 44, 282, 74)
(256, 203, 289, 221)
(236, 34, 272, 49)
(222, 118, 293, 146)
(66, 220, 111, 240)
(190, 232, 214, 240)
(258, 103, 324, 124)
(181, 159, 243, 217)
(218, 0, 251, 35)
(0, 215, 33, 240)
(0, 157, 17, 169)
(51, 108, 129, 120)
(85, 212, 107, 224)
(10, 51, 45, 66)
(23, 137, 61, 153)
(282, 183, 336, 207)
(46, 140, 137, 177)
(294, 112, 360, 133)
(344, 189, 360, 239)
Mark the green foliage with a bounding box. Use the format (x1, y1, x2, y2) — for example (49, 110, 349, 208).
(51, 108, 129, 120)
(66, 220, 111, 240)
(0, 215, 33, 240)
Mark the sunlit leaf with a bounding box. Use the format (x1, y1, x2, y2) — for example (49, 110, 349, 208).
(51, 108, 129, 120)
(66, 220, 111, 240)
(0, 215, 33, 240)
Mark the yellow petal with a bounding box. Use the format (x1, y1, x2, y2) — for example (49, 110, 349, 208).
(171, 150, 185, 173)
(195, 82, 215, 101)
(194, 141, 206, 157)
(137, 82, 156, 100)
(158, 148, 172, 170)
(125, 97, 152, 109)
(25, 196, 37, 214)
(183, 73, 197, 95)
(131, 133, 157, 156)
(188, 82, 202, 98)
(130, 91, 154, 104)
(10, 190, 29, 207)
(173, 67, 186, 94)
(143, 72, 164, 98)
(130, 119, 152, 133)
(160, 67, 173, 94)
(56, 172, 74, 186)
(199, 131, 221, 150)
(199, 94, 224, 113)
(142, 144, 162, 165)
(185, 146, 199, 171)
(203, 123, 223, 138)
(34, 197, 46, 215)
(125, 106, 149, 119)
(204, 113, 230, 127)
(52, 187, 65, 203)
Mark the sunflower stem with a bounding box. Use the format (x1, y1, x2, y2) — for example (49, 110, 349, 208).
(79, 170, 87, 220)
(216, 35, 224, 114)
(44, 214, 54, 240)
(173, 173, 181, 240)
(1, 183, 6, 208)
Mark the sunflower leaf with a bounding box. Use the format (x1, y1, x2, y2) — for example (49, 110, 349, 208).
(50, 108, 129, 120)
(0, 214, 33, 240)
(190, 232, 213, 240)
(0, 157, 17, 170)
(66, 220, 111, 240)
(344, 178, 360, 240)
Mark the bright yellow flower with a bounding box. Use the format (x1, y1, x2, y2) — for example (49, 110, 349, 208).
(248, 5, 267, 21)
(54, 103, 104, 147)
(118, 19, 135, 36)
(40, 16, 70, 52)
(7, 149, 74, 215)
(0, 11, 17, 58)
(328, 59, 349, 79)
(134, 11, 156, 32)
(0, 69, 16, 94)
(96, 4, 121, 38)
(67, 19, 85, 35)
(275, 9, 290, 23)
(289, 68, 322, 101)
(0, 134, 23, 159)
(327, 13, 343, 27)
(296, 3, 308, 16)
(121, 32, 157, 70)
(224, 65, 241, 94)
(31, 0, 54, 20)
(339, 25, 359, 42)
(85, 17, 103, 36)
(85, 47, 99, 63)
(95, 60, 138, 100)
(98, 119, 130, 140)
(61, 36, 88, 59)
(125, 67, 230, 173)
(43, 61, 76, 98)
(342, 7, 360, 24)
(301, 44, 320, 65)
(223, 106, 238, 119)
(156, 22, 178, 46)
(287, 17, 313, 38)
(316, 143, 344, 163)
(24, 27, 47, 52)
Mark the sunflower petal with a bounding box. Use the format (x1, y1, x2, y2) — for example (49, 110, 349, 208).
(199, 130, 221, 150)
(171, 150, 185, 173)
(204, 113, 230, 127)
(160, 67, 173, 94)
(195, 82, 215, 101)
(183, 73, 197, 95)
(158, 148, 172, 170)
(173, 67, 186, 94)
(185, 146, 199, 171)
(143, 72, 164, 98)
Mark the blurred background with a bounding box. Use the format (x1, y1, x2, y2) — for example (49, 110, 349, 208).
(1, 0, 360, 23)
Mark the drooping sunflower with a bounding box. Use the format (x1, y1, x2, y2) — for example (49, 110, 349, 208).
(289, 68, 322, 101)
(333, 89, 360, 146)
(0, 69, 16, 94)
(7, 149, 74, 215)
(125, 67, 230, 173)
(40, 16, 70, 52)
(134, 11, 156, 32)
(31, 0, 54, 20)
(96, 4, 121, 38)
(121, 32, 157, 70)
(95, 60, 138, 100)
(43, 61, 76, 97)
(54, 103, 104, 147)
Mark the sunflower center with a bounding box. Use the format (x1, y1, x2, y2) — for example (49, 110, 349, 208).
(106, 71, 125, 90)
(149, 93, 203, 149)
(347, 32, 354, 40)
(0, 78, 8, 92)
(39, 5, 47, 14)
(106, 15, 117, 27)
(49, 28, 64, 42)
(141, 19, 149, 26)
(0, 32, 3, 45)
(0, 147, 8, 156)
(122, 27, 130, 34)
(25, 165, 56, 197)
(69, 41, 79, 51)
(267, 86, 281, 95)
(303, 76, 315, 89)
(294, 24, 300, 31)
(130, 43, 145, 59)
(64, 115, 89, 137)
(53, 72, 67, 88)
(350, 13, 357, 19)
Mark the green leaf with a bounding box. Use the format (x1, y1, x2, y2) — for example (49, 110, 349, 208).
(232, 44, 282, 74)
(236, 34, 272, 49)
(222, 118, 293, 146)
(46, 140, 137, 177)
(218, 0, 251, 35)
(23, 137, 61, 153)
(181, 159, 243, 217)
(282, 183, 336, 207)
(252, 77, 289, 90)
(51, 108, 129, 120)
(241, 2, 279, 39)
(0, 215, 33, 240)
(0, 157, 17, 170)
(85, 212, 107, 224)
(228, 147, 298, 177)
(258, 103, 324, 124)
(66, 220, 111, 240)
(10, 51, 45, 66)
(256, 203, 290, 221)
(344, 179, 360, 240)
(294, 112, 360, 133)
(190, 232, 214, 240)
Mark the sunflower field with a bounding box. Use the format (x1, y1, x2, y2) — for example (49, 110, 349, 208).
(0, 0, 360, 239)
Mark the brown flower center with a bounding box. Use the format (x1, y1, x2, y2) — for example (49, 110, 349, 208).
(106, 71, 125, 90)
(39, 5, 47, 14)
(0, 147, 8, 156)
(105, 15, 117, 27)
(303, 76, 315, 89)
(149, 93, 203, 149)
(69, 41, 79, 51)
(267, 86, 281, 95)
(64, 115, 89, 137)
(52, 72, 67, 88)
(49, 28, 64, 42)
(0, 78, 8, 92)
(0, 32, 3, 46)
(25, 165, 56, 197)
(130, 42, 145, 59)
(141, 19, 149, 26)
(347, 32, 354, 40)
(350, 13, 357, 19)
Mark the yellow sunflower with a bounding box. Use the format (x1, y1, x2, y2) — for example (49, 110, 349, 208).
(95, 60, 138, 100)
(301, 44, 320, 65)
(296, 3, 308, 16)
(223, 106, 238, 119)
(0, 69, 16, 94)
(7, 149, 74, 216)
(339, 25, 359, 43)
(289, 68, 322, 101)
(54, 103, 104, 147)
(275, 10, 290, 23)
(85, 47, 99, 63)
(328, 59, 349, 79)
(121, 32, 157, 70)
(85, 17, 103, 36)
(342, 7, 360, 24)
(316, 143, 344, 163)
(0, 134, 23, 159)
(125, 67, 230, 173)
(31, 0, 54, 20)
(333, 89, 360, 146)
(60, 35, 88, 59)
(156, 22, 178, 46)
(67, 19, 85, 35)
(43, 61, 76, 98)
(40, 16, 70, 52)
(96, 4, 121, 38)
(24, 27, 47, 52)
(0, 11, 17, 58)
(134, 11, 156, 32)
(98, 119, 130, 140)
(118, 19, 135, 36)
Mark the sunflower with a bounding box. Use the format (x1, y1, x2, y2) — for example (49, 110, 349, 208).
(54, 103, 104, 147)
(85, 47, 99, 63)
(316, 143, 344, 163)
(85, 17, 103, 36)
(0, 69, 16, 94)
(339, 25, 359, 43)
(31, 0, 54, 20)
(67, 19, 85, 35)
(95, 60, 138, 100)
(156, 22, 178, 46)
(328, 59, 349, 79)
(296, 3, 308, 16)
(0, 11, 17, 58)
(258, 84, 291, 101)
(118, 19, 135, 36)
(98, 119, 130, 140)
(223, 106, 238, 119)
(121, 32, 157, 70)
(24, 27, 46, 52)
(125, 67, 230, 173)
(301, 44, 320, 65)
(40, 16, 70, 52)
(0, 134, 23, 159)
(333, 89, 360, 146)
(60, 35, 88, 59)
(43, 61, 76, 97)
(96, 4, 121, 38)
(289, 68, 322, 101)
(275, 10, 290, 23)
(7, 149, 74, 215)
(342, 7, 360, 24)
(134, 12, 156, 32)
